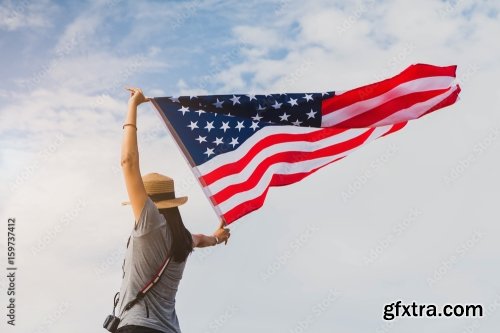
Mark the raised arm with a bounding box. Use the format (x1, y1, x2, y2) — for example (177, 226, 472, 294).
(121, 87, 151, 224)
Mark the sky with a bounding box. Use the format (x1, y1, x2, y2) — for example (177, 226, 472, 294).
(1, 0, 499, 332)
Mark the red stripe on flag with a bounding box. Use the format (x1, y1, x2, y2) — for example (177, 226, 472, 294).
(201, 127, 348, 185)
(381, 122, 407, 137)
(210, 128, 374, 204)
(333, 88, 451, 128)
(321, 64, 457, 116)
(221, 156, 346, 224)
(418, 85, 461, 119)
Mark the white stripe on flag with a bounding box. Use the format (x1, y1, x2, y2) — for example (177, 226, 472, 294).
(204, 128, 369, 194)
(212, 125, 393, 213)
(215, 153, 350, 213)
(370, 84, 459, 126)
(321, 76, 456, 127)
(197, 125, 321, 175)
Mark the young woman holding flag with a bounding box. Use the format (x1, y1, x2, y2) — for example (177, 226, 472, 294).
(112, 87, 230, 333)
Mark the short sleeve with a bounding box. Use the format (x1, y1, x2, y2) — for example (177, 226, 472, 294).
(133, 197, 166, 237)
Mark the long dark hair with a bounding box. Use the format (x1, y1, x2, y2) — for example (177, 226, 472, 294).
(160, 207, 193, 263)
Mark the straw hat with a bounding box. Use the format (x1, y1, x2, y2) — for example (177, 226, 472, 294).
(121, 173, 187, 209)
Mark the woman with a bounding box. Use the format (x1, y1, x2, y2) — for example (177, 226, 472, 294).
(115, 87, 230, 333)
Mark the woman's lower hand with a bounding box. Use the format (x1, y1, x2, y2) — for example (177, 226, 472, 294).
(213, 227, 230, 245)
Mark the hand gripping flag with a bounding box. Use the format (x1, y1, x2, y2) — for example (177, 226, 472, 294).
(151, 64, 461, 225)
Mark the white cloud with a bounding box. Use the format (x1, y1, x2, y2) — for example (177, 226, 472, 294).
(176, 78, 209, 96)
(233, 25, 283, 50)
(0, 0, 57, 31)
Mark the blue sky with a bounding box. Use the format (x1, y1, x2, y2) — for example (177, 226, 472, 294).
(1, 0, 500, 332)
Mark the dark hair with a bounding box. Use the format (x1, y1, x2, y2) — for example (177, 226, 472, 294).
(160, 207, 193, 263)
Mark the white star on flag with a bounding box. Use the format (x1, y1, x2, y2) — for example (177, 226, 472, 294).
(252, 113, 263, 121)
(306, 109, 317, 119)
(272, 101, 283, 109)
(178, 106, 190, 115)
(303, 93, 313, 102)
(205, 121, 215, 132)
(220, 121, 230, 132)
(187, 121, 198, 130)
(195, 135, 207, 143)
(279, 112, 290, 121)
(204, 147, 215, 157)
(287, 98, 298, 107)
(213, 137, 224, 145)
(213, 98, 224, 108)
(229, 137, 239, 148)
(235, 121, 245, 131)
(250, 122, 260, 131)
(230, 95, 241, 105)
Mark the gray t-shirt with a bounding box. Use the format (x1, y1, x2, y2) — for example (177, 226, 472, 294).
(116, 197, 187, 333)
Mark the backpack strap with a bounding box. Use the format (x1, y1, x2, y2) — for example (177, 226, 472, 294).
(116, 218, 174, 318)
(118, 253, 172, 316)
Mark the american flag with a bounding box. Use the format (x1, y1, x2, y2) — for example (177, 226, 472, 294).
(151, 64, 460, 224)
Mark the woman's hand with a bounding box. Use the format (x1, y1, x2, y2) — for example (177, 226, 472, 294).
(126, 87, 151, 107)
(213, 224, 231, 245)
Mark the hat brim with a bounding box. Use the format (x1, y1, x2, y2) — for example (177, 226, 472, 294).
(121, 196, 188, 209)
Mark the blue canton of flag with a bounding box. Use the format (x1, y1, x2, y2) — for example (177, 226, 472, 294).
(153, 92, 332, 165)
